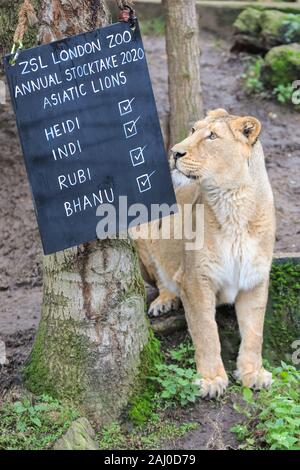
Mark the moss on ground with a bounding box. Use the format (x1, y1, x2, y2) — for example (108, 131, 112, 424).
(264, 261, 300, 365)
(0, 394, 79, 450)
(234, 7, 262, 35)
(263, 43, 300, 87)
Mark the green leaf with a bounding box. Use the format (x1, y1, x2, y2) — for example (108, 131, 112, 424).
(13, 402, 26, 414)
(31, 416, 42, 428)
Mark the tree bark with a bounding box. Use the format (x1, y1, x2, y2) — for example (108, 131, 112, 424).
(162, 0, 203, 147)
(24, 0, 150, 425)
(37, 0, 111, 43)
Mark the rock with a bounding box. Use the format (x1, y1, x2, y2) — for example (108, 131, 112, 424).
(234, 7, 261, 35)
(53, 418, 99, 450)
(233, 8, 300, 51)
(262, 43, 300, 87)
(151, 310, 186, 335)
(260, 10, 300, 49)
(233, 7, 263, 51)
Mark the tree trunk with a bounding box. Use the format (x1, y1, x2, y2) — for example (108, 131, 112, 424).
(37, 0, 110, 43)
(162, 0, 203, 146)
(24, 0, 150, 425)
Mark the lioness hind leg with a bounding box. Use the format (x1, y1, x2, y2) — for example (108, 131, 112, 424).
(235, 280, 273, 390)
(148, 288, 181, 317)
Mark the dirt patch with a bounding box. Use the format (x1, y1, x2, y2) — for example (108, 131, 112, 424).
(164, 395, 244, 450)
(0, 328, 36, 399)
(0, 288, 40, 399)
(1, 287, 41, 337)
(0, 103, 42, 291)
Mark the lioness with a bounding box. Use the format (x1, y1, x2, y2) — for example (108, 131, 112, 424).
(135, 109, 276, 398)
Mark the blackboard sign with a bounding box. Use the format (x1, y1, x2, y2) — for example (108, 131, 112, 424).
(4, 20, 176, 254)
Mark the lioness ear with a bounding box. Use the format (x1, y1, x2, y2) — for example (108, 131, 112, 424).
(230, 116, 261, 145)
(207, 108, 229, 119)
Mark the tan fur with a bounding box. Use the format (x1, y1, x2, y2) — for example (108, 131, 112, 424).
(134, 109, 276, 398)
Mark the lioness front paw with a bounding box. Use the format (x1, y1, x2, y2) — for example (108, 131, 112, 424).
(236, 367, 273, 390)
(148, 294, 180, 317)
(194, 375, 229, 398)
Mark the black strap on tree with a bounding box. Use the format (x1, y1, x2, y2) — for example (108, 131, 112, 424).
(116, 0, 136, 28)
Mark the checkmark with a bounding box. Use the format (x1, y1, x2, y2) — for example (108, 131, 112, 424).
(123, 116, 140, 139)
(130, 145, 147, 167)
(136, 170, 156, 193)
(118, 97, 135, 116)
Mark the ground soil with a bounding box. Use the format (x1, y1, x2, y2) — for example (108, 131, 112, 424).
(164, 395, 244, 450)
(0, 31, 299, 449)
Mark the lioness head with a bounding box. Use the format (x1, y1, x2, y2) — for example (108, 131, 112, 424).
(170, 108, 261, 189)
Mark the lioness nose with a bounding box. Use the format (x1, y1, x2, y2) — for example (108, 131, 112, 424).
(173, 150, 186, 160)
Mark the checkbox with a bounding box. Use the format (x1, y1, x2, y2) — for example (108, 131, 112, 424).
(118, 97, 135, 116)
(124, 116, 140, 139)
(130, 146, 146, 167)
(136, 171, 156, 193)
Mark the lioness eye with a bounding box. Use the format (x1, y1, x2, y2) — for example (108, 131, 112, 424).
(207, 131, 217, 140)
(191, 127, 196, 134)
